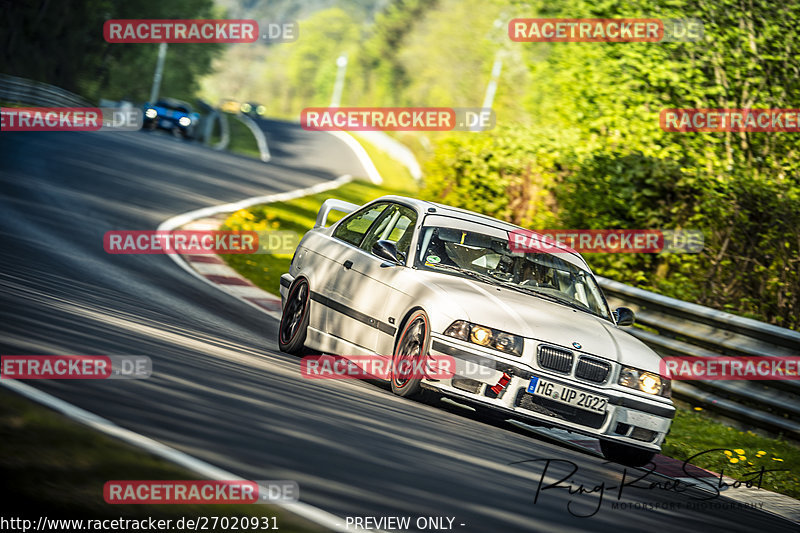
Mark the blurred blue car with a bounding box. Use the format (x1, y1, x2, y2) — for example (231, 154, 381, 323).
(142, 98, 199, 138)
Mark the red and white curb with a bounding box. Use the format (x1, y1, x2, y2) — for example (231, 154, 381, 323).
(2, 176, 363, 533)
(1, 133, 386, 532)
(157, 174, 355, 322)
(176, 215, 283, 320)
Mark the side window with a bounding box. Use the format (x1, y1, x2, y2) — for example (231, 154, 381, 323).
(332, 203, 388, 247)
(361, 204, 417, 258)
(391, 209, 416, 256)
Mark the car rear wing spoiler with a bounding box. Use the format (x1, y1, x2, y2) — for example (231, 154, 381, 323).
(314, 198, 359, 228)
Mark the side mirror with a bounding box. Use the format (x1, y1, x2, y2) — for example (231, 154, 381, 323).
(614, 307, 635, 327)
(372, 240, 403, 265)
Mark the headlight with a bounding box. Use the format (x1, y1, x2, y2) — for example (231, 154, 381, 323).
(241, 103, 252, 113)
(256, 105, 266, 115)
(444, 320, 523, 357)
(618, 366, 671, 397)
(145, 108, 157, 119)
(470, 326, 492, 346)
(178, 116, 191, 127)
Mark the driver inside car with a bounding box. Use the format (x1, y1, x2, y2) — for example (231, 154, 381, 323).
(423, 232, 459, 267)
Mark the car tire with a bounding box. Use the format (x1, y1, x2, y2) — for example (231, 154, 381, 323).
(390, 309, 431, 398)
(278, 278, 310, 355)
(599, 439, 656, 467)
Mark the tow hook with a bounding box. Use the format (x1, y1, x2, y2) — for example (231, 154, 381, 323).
(490, 372, 512, 395)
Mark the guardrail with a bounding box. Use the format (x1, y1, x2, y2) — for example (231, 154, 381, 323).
(0, 74, 93, 107)
(206, 110, 230, 150)
(598, 276, 800, 440)
(234, 113, 270, 162)
(1, 75, 229, 149)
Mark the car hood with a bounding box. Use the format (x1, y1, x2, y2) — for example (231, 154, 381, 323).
(421, 273, 661, 371)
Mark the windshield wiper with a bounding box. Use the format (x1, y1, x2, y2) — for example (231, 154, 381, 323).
(496, 283, 566, 304)
(499, 283, 600, 315)
(429, 263, 504, 286)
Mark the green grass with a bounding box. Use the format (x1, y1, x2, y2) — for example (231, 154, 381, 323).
(224, 113, 262, 159)
(219, 133, 418, 295)
(662, 407, 800, 498)
(0, 388, 324, 530)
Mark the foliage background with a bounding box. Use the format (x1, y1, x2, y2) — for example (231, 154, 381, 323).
(207, 0, 799, 328)
(207, 0, 798, 328)
(0, 0, 223, 103)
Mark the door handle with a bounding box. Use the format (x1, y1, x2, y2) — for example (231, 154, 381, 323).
(343, 260, 353, 270)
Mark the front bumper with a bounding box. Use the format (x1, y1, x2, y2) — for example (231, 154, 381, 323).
(143, 117, 189, 131)
(426, 335, 674, 451)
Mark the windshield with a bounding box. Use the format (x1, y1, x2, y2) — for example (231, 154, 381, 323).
(416, 226, 612, 320)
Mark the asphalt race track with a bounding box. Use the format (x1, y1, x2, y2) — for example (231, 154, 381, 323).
(0, 122, 794, 532)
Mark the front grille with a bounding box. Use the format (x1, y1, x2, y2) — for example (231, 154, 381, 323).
(575, 357, 611, 383)
(515, 391, 607, 429)
(630, 427, 657, 442)
(537, 345, 573, 373)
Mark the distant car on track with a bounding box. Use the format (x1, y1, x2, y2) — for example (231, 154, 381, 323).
(142, 98, 199, 138)
(219, 99, 241, 114)
(279, 196, 675, 466)
(239, 102, 267, 118)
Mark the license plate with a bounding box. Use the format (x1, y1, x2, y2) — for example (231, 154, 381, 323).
(527, 376, 608, 413)
(159, 119, 172, 128)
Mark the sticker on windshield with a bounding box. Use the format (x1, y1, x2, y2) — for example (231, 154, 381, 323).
(426, 255, 441, 264)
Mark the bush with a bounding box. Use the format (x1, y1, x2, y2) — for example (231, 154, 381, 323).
(421, 132, 800, 329)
